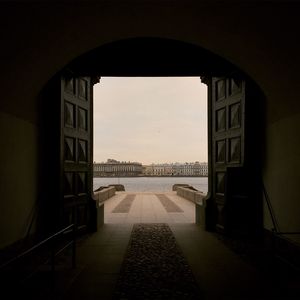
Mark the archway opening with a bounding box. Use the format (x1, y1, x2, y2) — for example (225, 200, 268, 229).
(93, 76, 208, 224)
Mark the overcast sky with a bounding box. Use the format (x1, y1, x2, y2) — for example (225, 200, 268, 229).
(93, 77, 207, 165)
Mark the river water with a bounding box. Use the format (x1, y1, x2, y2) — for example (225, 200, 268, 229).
(93, 177, 208, 193)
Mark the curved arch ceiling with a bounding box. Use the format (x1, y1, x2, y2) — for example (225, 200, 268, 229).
(67, 37, 239, 77)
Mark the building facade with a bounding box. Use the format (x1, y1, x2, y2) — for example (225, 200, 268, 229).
(142, 162, 208, 176)
(94, 159, 143, 177)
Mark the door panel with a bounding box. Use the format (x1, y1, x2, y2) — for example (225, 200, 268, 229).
(61, 73, 93, 232)
(211, 75, 245, 232)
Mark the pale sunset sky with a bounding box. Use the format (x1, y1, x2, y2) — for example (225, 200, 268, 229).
(93, 77, 207, 165)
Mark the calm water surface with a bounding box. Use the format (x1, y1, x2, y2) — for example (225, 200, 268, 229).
(93, 177, 208, 193)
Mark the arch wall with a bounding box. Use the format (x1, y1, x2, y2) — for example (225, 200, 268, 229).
(0, 1, 299, 247)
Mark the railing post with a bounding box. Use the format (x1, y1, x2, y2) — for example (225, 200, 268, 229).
(51, 238, 56, 289)
(72, 224, 76, 269)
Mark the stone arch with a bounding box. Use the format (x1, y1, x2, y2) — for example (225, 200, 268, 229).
(38, 36, 264, 236)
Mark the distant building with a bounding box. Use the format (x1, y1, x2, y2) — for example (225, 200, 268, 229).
(142, 162, 208, 176)
(193, 161, 208, 176)
(93, 159, 143, 177)
(94, 160, 208, 177)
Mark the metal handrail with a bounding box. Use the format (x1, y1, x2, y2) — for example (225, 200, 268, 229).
(262, 182, 300, 236)
(275, 232, 300, 235)
(262, 182, 280, 233)
(262, 182, 300, 273)
(0, 224, 76, 282)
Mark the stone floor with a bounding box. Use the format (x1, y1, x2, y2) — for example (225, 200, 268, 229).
(104, 191, 195, 224)
(113, 223, 202, 299)
(59, 223, 283, 300)
(12, 192, 300, 299)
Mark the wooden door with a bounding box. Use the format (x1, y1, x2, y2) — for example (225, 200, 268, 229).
(211, 74, 245, 233)
(60, 72, 94, 232)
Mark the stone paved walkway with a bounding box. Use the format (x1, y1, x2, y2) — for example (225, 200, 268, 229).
(104, 191, 195, 224)
(113, 223, 202, 299)
(11, 192, 299, 300)
(12, 189, 299, 300)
